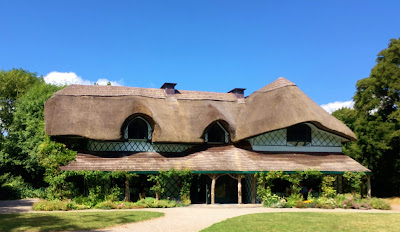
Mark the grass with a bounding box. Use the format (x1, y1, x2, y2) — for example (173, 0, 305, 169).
(0, 211, 163, 231)
(201, 212, 400, 232)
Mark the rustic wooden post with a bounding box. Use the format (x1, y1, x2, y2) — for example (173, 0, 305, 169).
(124, 175, 130, 202)
(207, 174, 223, 204)
(211, 174, 217, 204)
(360, 177, 364, 198)
(367, 175, 371, 198)
(156, 180, 160, 200)
(251, 174, 256, 204)
(237, 174, 243, 204)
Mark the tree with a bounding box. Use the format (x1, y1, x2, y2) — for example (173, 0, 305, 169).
(0, 69, 41, 135)
(333, 38, 400, 196)
(0, 82, 62, 186)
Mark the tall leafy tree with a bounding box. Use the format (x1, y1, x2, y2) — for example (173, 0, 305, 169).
(0, 82, 62, 186)
(0, 69, 41, 136)
(333, 38, 400, 196)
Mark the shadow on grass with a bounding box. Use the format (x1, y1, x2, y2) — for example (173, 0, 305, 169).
(0, 211, 163, 232)
(0, 213, 74, 232)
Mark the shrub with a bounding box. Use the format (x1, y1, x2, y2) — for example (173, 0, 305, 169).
(364, 198, 391, 210)
(334, 194, 347, 208)
(343, 172, 365, 196)
(105, 186, 122, 202)
(134, 197, 186, 208)
(321, 175, 336, 198)
(33, 199, 89, 211)
(262, 193, 281, 207)
(284, 194, 303, 208)
(94, 201, 118, 209)
(313, 197, 337, 209)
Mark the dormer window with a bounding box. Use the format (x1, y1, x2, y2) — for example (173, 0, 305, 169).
(205, 122, 229, 144)
(125, 117, 152, 140)
(287, 124, 311, 146)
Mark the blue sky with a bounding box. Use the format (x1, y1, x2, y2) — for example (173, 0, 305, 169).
(1, 0, 399, 111)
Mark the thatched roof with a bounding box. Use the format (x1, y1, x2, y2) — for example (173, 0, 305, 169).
(60, 145, 370, 173)
(45, 77, 356, 143)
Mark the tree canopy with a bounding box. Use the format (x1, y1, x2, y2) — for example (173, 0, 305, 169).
(333, 38, 400, 196)
(0, 69, 65, 197)
(0, 69, 41, 135)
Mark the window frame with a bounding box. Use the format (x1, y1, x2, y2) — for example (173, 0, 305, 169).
(124, 116, 153, 141)
(204, 121, 229, 144)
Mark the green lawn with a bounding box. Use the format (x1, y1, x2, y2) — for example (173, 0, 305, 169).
(201, 212, 400, 232)
(0, 211, 163, 231)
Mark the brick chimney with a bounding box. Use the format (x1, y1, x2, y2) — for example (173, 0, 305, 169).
(161, 83, 177, 96)
(228, 88, 246, 99)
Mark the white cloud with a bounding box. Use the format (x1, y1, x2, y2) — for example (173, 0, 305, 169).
(320, 100, 354, 114)
(44, 71, 122, 86)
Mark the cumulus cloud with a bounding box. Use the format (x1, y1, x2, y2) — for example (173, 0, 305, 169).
(44, 71, 122, 86)
(320, 100, 354, 114)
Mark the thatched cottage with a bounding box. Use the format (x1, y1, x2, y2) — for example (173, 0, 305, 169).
(44, 77, 370, 204)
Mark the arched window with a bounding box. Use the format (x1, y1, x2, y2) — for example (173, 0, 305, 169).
(287, 124, 311, 146)
(125, 117, 152, 140)
(205, 122, 229, 144)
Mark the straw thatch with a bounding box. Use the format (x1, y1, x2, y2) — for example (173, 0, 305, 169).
(60, 145, 370, 173)
(45, 77, 356, 143)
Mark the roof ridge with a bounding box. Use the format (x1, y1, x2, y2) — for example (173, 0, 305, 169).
(255, 77, 297, 93)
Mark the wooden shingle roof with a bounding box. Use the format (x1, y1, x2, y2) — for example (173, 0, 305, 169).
(60, 145, 370, 173)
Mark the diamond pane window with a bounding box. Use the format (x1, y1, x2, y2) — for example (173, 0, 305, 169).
(87, 140, 192, 152)
(251, 129, 286, 146)
(312, 129, 342, 147)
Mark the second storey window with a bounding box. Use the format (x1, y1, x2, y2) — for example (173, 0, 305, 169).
(205, 122, 229, 144)
(125, 117, 152, 140)
(287, 124, 311, 146)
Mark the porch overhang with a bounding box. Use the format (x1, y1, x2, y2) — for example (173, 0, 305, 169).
(60, 145, 371, 174)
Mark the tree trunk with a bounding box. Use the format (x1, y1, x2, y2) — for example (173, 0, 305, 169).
(367, 175, 371, 198)
(124, 175, 130, 202)
(251, 174, 256, 204)
(211, 175, 216, 204)
(237, 175, 242, 204)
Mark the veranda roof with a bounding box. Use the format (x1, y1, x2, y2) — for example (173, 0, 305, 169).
(60, 145, 370, 174)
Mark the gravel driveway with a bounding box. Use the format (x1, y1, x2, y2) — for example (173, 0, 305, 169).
(100, 204, 400, 232)
(1, 200, 399, 232)
(0, 199, 38, 214)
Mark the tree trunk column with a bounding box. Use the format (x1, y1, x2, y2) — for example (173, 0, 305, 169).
(124, 175, 130, 202)
(211, 174, 216, 204)
(237, 175, 243, 204)
(367, 175, 371, 198)
(251, 174, 256, 204)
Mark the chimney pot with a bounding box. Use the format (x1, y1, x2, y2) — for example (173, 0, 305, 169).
(161, 83, 177, 95)
(228, 88, 246, 99)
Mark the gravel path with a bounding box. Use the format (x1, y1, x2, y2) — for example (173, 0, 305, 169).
(100, 204, 400, 232)
(1, 200, 399, 232)
(0, 199, 38, 214)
